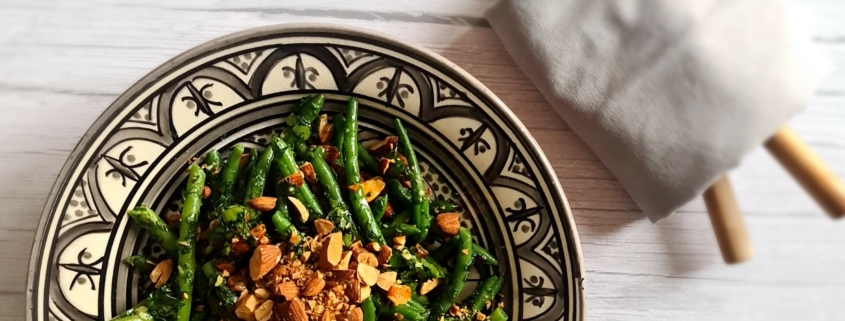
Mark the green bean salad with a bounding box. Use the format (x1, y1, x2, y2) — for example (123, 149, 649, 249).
(114, 96, 507, 321)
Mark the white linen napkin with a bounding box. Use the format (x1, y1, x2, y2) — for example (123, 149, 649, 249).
(486, 0, 830, 222)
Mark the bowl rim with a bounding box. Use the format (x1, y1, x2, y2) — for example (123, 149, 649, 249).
(26, 23, 585, 320)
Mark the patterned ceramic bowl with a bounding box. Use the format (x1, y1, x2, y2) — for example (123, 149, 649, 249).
(26, 24, 584, 321)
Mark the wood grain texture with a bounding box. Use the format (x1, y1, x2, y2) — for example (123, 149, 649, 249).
(1, 0, 843, 320)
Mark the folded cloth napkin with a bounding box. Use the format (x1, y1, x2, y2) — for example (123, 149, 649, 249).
(486, 0, 830, 222)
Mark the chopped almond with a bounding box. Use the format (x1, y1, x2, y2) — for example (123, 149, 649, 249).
(376, 271, 398, 290)
(283, 172, 305, 188)
(249, 224, 267, 240)
(314, 219, 335, 236)
(235, 293, 259, 320)
(275, 281, 299, 300)
(335, 251, 353, 270)
(254, 288, 271, 300)
(323, 146, 340, 164)
(386, 285, 412, 306)
(299, 162, 317, 183)
(436, 213, 460, 236)
(303, 277, 327, 297)
(254, 299, 274, 321)
(360, 177, 386, 202)
(248, 196, 277, 212)
(366, 242, 382, 252)
(377, 158, 392, 175)
(202, 186, 211, 199)
(349, 307, 364, 321)
(366, 136, 399, 156)
(250, 245, 282, 280)
(378, 246, 393, 267)
(392, 235, 406, 248)
(287, 299, 308, 321)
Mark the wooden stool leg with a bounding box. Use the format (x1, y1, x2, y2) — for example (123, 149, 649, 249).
(703, 175, 754, 264)
(765, 126, 845, 218)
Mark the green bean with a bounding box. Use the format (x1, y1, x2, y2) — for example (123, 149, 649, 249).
(123, 255, 154, 274)
(430, 227, 473, 321)
(473, 243, 499, 266)
(386, 178, 413, 209)
(305, 147, 362, 240)
(270, 186, 302, 242)
(202, 150, 222, 215)
(127, 206, 178, 256)
(421, 256, 449, 279)
(407, 298, 425, 311)
(358, 143, 379, 173)
(381, 223, 421, 239)
(342, 98, 385, 245)
(270, 136, 325, 220)
(291, 94, 325, 140)
(283, 131, 310, 159)
(431, 237, 498, 266)
(380, 302, 428, 321)
(234, 149, 258, 203)
(332, 114, 346, 163)
(430, 199, 459, 214)
(489, 307, 508, 321)
(361, 297, 377, 321)
(215, 144, 244, 209)
(110, 310, 153, 321)
(371, 195, 389, 222)
(394, 118, 430, 241)
(243, 147, 274, 204)
(412, 291, 430, 306)
(176, 164, 205, 321)
(430, 236, 460, 263)
(471, 275, 503, 311)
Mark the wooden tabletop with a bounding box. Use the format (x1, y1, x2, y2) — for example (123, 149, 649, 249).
(2, 1, 844, 320)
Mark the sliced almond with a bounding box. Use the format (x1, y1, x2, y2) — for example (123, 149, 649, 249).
(323, 145, 340, 164)
(317, 114, 334, 144)
(149, 259, 172, 289)
(300, 251, 312, 263)
(248, 196, 277, 212)
(348, 307, 364, 321)
(299, 162, 317, 183)
(254, 299, 274, 321)
(386, 285, 412, 306)
(314, 219, 335, 236)
(377, 158, 391, 175)
(320, 232, 344, 269)
(376, 271, 398, 291)
(359, 177, 386, 203)
(288, 299, 308, 321)
(356, 263, 379, 286)
(356, 252, 379, 267)
(302, 277, 327, 297)
(436, 213, 461, 236)
(288, 197, 310, 223)
(419, 279, 440, 295)
(378, 246, 393, 267)
(250, 245, 281, 280)
(275, 281, 299, 300)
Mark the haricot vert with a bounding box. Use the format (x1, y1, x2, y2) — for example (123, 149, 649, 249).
(117, 96, 507, 321)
